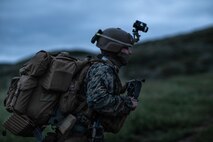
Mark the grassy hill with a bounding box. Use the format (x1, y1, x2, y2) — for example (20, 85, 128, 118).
(1, 73, 212, 142)
(124, 26, 213, 79)
(105, 73, 213, 142)
(0, 27, 213, 142)
(1, 26, 213, 80)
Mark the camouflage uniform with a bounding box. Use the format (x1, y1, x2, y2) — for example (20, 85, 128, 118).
(63, 57, 133, 142)
(85, 60, 133, 117)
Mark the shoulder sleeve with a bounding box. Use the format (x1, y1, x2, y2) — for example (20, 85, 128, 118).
(84, 63, 133, 116)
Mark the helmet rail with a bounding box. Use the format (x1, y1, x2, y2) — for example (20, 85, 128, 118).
(91, 20, 148, 45)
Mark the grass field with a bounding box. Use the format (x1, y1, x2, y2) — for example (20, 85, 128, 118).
(0, 73, 213, 142)
(106, 73, 213, 142)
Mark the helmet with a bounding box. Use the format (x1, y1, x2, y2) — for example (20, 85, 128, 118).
(95, 28, 134, 53)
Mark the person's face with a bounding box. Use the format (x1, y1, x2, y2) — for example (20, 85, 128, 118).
(117, 47, 132, 66)
(120, 47, 132, 56)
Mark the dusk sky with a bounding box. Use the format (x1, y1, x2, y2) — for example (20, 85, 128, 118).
(0, 0, 213, 63)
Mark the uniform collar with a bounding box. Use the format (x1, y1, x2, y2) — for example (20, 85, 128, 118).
(100, 55, 120, 73)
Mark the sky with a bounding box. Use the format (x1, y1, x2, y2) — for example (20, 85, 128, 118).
(0, 0, 213, 63)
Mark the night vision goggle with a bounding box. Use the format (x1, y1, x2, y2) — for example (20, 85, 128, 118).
(91, 20, 148, 45)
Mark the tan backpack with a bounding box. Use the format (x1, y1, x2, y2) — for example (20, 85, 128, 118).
(3, 50, 97, 137)
(3, 50, 128, 137)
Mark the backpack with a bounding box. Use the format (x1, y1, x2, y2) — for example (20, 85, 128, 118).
(3, 50, 97, 137)
(3, 50, 128, 137)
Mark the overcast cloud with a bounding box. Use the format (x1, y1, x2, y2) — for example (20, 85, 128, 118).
(0, 0, 213, 63)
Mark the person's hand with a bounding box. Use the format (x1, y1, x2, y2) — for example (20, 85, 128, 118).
(130, 97, 138, 110)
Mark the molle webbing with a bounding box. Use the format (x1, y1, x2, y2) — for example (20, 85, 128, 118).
(3, 113, 35, 137)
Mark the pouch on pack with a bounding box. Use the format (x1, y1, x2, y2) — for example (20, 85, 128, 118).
(58, 61, 91, 114)
(4, 75, 38, 114)
(4, 50, 51, 113)
(3, 50, 52, 136)
(26, 83, 60, 126)
(40, 53, 89, 92)
(4, 77, 20, 112)
(19, 50, 52, 76)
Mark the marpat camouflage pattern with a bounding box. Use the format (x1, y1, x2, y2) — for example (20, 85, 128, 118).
(84, 62, 133, 116)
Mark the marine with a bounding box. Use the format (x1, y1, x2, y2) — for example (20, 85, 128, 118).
(3, 21, 148, 142)
(57, 28, 139, 142)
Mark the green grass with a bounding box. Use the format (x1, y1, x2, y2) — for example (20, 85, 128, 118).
(1, 73, 213, 142)
(105, 73, 213, 142)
